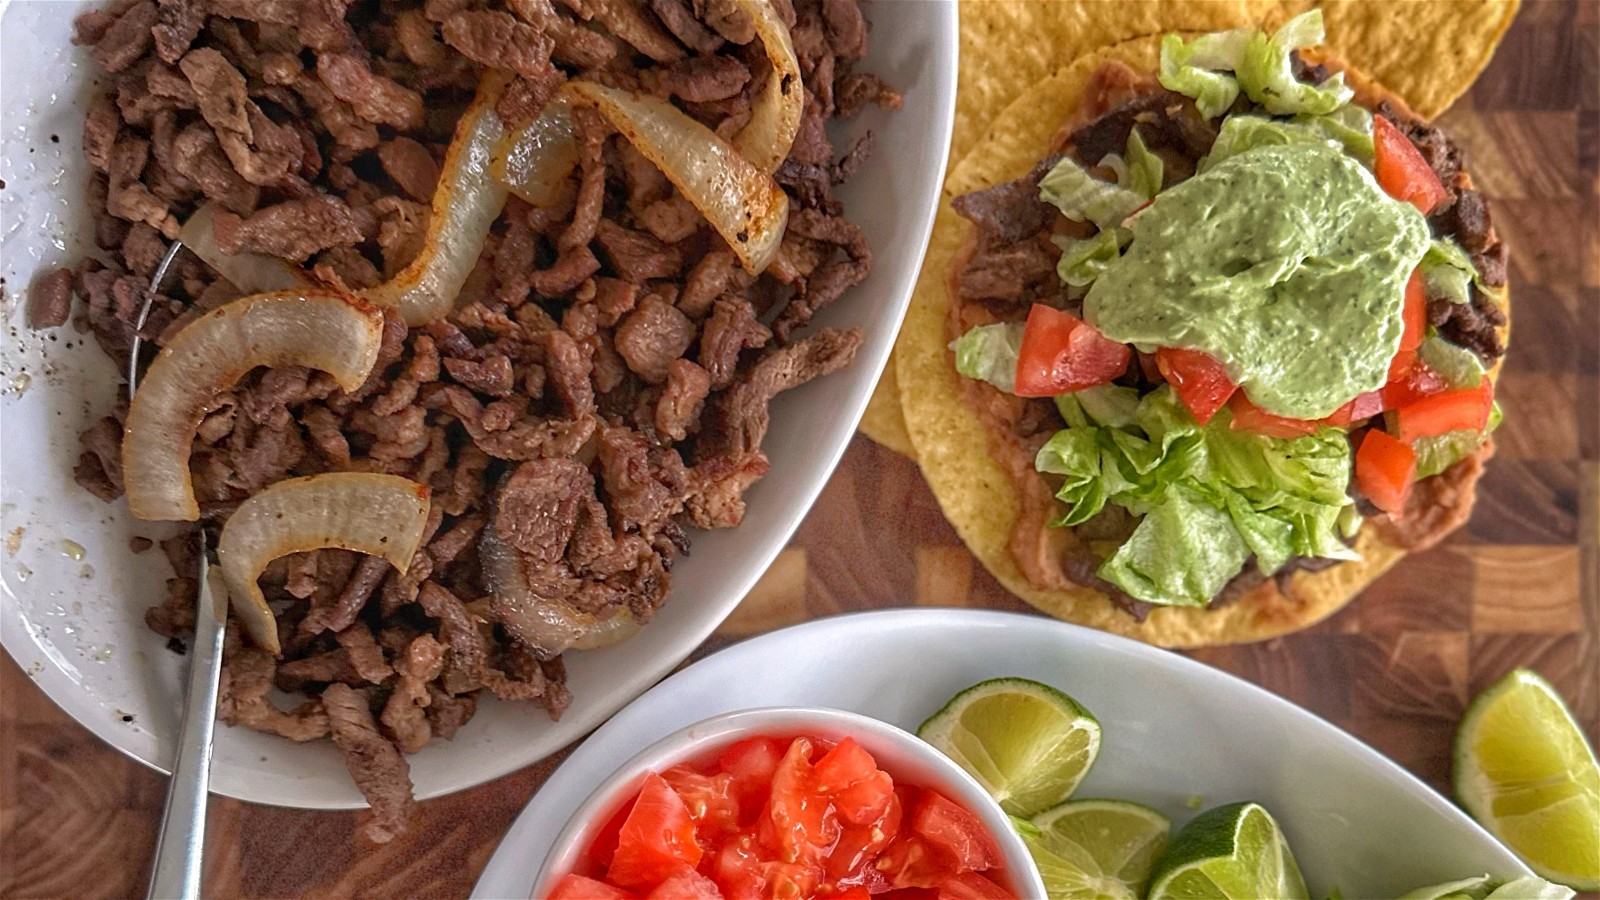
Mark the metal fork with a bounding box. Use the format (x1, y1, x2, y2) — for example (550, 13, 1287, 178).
(133, 241, 228, 900)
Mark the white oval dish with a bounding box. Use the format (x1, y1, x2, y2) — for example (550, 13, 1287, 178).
(0, 2, 957, 807)
(476, 609, 1531, 900)
(530, 707, 1048, 899)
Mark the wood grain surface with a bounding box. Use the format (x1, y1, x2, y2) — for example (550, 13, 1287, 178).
(3, 3, 1597, 898)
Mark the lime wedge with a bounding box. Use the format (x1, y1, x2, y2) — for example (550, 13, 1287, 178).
(1455, 669, 1600, 890)
(1146, 801, 1309, 900)
(1016, 800, 1170, 899)
(918, 677, 1102, 817)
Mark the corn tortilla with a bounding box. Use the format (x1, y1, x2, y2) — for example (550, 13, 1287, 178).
(895, 36, 1508, 646)
(859, 0, 1519, 455)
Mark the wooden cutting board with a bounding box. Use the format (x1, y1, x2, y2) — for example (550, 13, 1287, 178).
(1, 3, 1595, 897)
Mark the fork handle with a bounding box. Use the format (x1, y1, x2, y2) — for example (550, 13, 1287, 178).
(146, 542, 227, 900)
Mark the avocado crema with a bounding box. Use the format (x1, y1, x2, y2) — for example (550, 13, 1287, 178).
(1085, 142, 1431, 419)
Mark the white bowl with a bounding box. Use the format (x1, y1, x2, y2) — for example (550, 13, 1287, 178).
(530, 707, 1048, 900)
(0, 2, 957, 806)
(477, 610, 1532, 900)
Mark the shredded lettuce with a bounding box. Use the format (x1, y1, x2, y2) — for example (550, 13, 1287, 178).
(1039, 154, 1146, 230)
(1159, 32, 1245, 119)
(1202, 115, 1343, 171)
(1418, 335, 1486, 388)
(1113, 129, 1165, 199)
(1034, 386, 1356, 606)
(1236, 11, 1353, 115)
(1295, 104, 1374, 165)
(1053, 227, 1129, 287)
(1075, 384, 1141, 429)
(1420, 238, 1485, 305)
(1159, 11, 1353, 119)
(949, 322, 1024, 393)
(1098, 487, 1251, 608)
(1412, 402, 1501, 479)
(1400, 875, 1576, 900)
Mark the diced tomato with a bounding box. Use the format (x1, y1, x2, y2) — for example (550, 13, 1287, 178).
(763, 737, 838, 865)
(1387, 348, 1416, 382)
(608, 774, 704, 891)
(1380, 358, 1448, 410)
(549, 874, 637, 900)
(1355, 429, 1417, 515)
(719, 737, 784, 819)
(1155, 347, 1237, 424)
(1227, 393, 1320, 439)
(834, 888, 874, 900)
(876, 836, 950, 890)
(1013, 305, 1131, 398)
(1394, 380, 1494, 443)
(812, 738, 880, 794)
(1401, 269, 1427, 352)
(909, 791, 1003, 874)
(661, 766, 741, 840)
(937, 872, 1014, 900)
(827, 792, 902, 885)
(1320, 400, 1355, 428)
(588, 796, 638, 870)
(713, 836, 821, 900)
(1373, 114, 1448, 215)
(644, 866, 724, 900)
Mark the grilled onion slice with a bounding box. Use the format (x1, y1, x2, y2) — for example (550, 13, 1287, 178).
(217, 473, 430, 655)
(479, 519, 641, 659)
(121, 290, 383, 521)
(177, 203, 308, 294)
(569, 81, 788, 274)
(361, 72, 510, 325)
(491, 93, 581, 208)
(730, 0, 803, 175)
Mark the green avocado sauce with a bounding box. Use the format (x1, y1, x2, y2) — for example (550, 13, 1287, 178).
(1084, 142, 1430, 419)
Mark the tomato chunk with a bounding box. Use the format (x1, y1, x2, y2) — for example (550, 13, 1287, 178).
(1373, 115, 1448, 215)
(763, 737, 838, 865)
(1156, 347, 1237, 424)
(549, 874, 636, 900)
(1014, 305, 1131, 398)
(909, 791, 1003, 874)
(1380, 358, 1448, 410)
(1350, 391, 1385, 421)
(718, 737, 784, 819)
(1394, 381, 1494, 443)
(644, 866, 724, 900)
(1356, 429, 1417, 515)
(661, 765, 741, 840)
(1227, 393, 1319, 439)
(608, 774, 704, 891)
(1401, 269, 1427, 352)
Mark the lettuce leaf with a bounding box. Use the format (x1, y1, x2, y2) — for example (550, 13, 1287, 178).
(1159, 31, 1245, 118)
(1053, 227, 1128, 287)
(1295, 104, 1374, 165)
(1418, 335, 1486, 388)
(1115, 128, 1165, 199)
(1098, 487, 1250, 608)
(1201, 115, 1343, 172)
(1235, 11, 1354, 115)
(1039, 154, 1146, 230)
(1420, 238, 1487, 306)
(949, 323, 1024, 393)
(1412, 402, 1501, 479)
(1034, 386, 1358, 606)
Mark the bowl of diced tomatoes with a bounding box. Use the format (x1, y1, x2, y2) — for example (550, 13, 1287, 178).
(533, 707, 1046, 900)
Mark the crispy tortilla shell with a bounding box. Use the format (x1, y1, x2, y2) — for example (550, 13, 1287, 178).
(896, 36, 1508, 647)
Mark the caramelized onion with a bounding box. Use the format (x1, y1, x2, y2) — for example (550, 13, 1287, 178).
(730, 0, 803, 174)
(491, 93, 580, 208)
(360, 72, 511, 325)
(177, 203, 308, 294)
(479, 520, 641, 659)
(121, 291, 383, 521)
(217, 473, 430, 655)
(569, 81, 789, 275)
